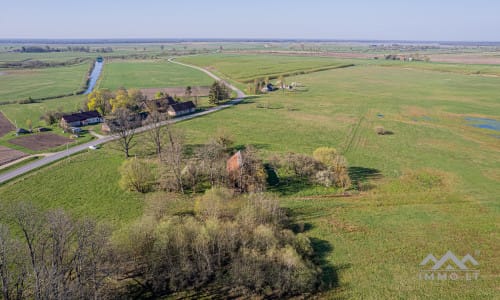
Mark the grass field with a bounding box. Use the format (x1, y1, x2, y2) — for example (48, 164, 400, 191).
(178, 54, 356, 83)
(0, 63, 90, 103)
(0, 94, 86, 127)
(98, 60, 214, 90)
(0, 145, 143, 227)
(0, 54, 498, 298)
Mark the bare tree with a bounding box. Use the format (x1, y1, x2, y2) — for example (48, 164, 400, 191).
(143, 111, 167, 159)
(12, 202, 44, 300)
(197, 139, 228, 187)
(161, 125, 185, 193)
(0, 224, 27, 300)
(109, 108, 139, 158)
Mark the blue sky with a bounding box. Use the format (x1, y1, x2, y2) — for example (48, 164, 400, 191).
(1, 0, 499, 41)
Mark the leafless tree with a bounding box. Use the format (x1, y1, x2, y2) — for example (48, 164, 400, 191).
(109, 108, 139, 158)
(0, 224, 27, 300)
(143, 111, 167, 159)
(197, 139, 228, 187)
(161, 126, 185, 193)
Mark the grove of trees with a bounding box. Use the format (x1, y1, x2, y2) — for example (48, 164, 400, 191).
(0, 190, 323, 299)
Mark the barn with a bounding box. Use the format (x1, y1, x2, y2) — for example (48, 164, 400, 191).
(167, 101, 196, 117)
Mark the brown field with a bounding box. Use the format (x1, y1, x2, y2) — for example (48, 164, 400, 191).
(9, 133, 73, 151)
(0, 145, 27, 165)
(226, 50, 374, 59)
(0, 112, 15, 137)
(140, 86, 210, 99)
(429, 53, 500, 64)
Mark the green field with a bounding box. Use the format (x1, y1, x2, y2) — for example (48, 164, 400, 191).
(98, 60, 214, 90)
(0, 94, 86, 127)
(0, 63, 90, 103)
(178, 54, 356, 83)
(1, 54, 499, 298)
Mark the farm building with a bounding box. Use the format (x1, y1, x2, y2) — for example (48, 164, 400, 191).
(140, 96, 177, 113)
(227, 151, 243, 174)
(60, 111, 103, 128)
(101, 112, 148, 134)
(167, 101, 196, 117)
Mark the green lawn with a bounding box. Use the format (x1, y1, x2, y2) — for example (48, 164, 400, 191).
(0, 94, 86, 127)
(0, 63, 90, 103)
(178, 53, 356, 83)
(0, 146, 143, 227)
(97, 60, 214, 90)
(0, 56, 498, 299)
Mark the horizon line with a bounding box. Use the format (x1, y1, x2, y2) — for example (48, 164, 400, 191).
(0, 38, 499, 45)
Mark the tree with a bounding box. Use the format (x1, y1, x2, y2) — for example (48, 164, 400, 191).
(312, 147, 337, 167)
(0, 224, 27, 300)
(197, 139, 228, 187)
(208, 81, 230, 105)
(119, 157, 155, 193)
(109, 88, 131, 112)
(154, 91, 165, 99)
(143, 111, 167, 159)
(185, 86, 192, 101)
(161, 126, 185, 193)
(109, 108, 138, 158)
(278, 75, 286, 94)
(87, 89, 113, 115)
(110, 88, 144, 113)
(229, 146, 267, 193)
(26, 120, 32, 132)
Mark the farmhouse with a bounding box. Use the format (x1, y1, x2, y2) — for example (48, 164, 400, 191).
(60, 111, 103, 128)
(167, 101, 196, 117)
(101, 112, 148, 134)
(141, 96, 177, 113)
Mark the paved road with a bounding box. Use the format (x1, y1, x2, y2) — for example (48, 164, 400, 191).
(0, 58, 246, 184)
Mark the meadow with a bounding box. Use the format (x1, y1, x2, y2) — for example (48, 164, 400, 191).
(178, 54, 356, 83)
(0, 94, 86, 127)
(0, 63, 90, 103)
(0, 53, 498, 298)
(97, 60, 214, 90)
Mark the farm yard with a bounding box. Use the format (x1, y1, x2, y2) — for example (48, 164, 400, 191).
(0, 51, 498, 299)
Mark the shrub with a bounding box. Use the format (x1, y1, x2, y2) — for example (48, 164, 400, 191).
(313, 147, 337, 167)
(119, 158, 155, 193)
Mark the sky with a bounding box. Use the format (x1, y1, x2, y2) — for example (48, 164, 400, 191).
(1, 0, 499, 41)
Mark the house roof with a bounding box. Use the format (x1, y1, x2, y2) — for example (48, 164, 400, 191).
(227, 151, 243, 173)
(141, 97, 177, 112)
(168, 101, 196, 112)
(61, 111, 101, 123)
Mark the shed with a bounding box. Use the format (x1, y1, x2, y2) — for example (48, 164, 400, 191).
(167, 101, 196, 117)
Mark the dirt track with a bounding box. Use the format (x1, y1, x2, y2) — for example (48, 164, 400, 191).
(9, 133, 73, 151)
(0, 112, 15, 137)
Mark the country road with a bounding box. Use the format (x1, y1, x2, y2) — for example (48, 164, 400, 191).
(0, 58, 245, 184)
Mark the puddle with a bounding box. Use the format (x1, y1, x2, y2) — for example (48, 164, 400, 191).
(464, 117, 500, 131)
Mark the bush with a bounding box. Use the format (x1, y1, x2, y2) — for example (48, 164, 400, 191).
(119, 158, 155, 193)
